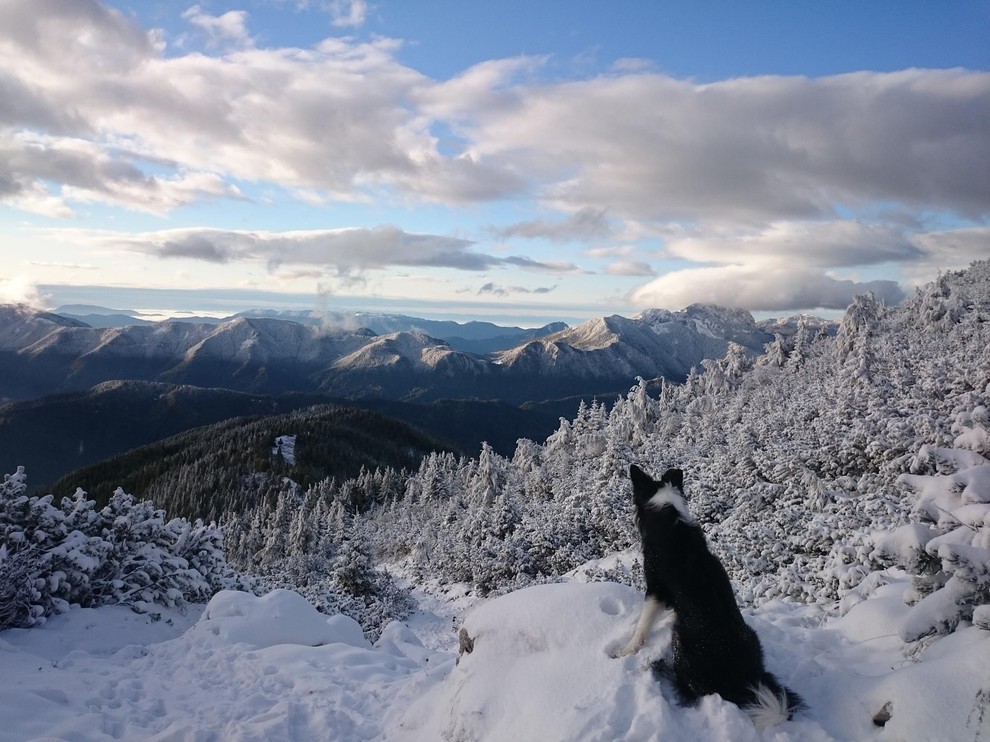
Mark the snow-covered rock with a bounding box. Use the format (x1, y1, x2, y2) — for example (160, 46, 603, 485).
(194, 589, 369, 649)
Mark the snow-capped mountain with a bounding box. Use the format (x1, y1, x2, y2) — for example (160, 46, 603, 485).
(232, 308, 568, 345)
(1, 303, 772, 403)
(494, 306, 772, 387)
(54, 305, 568, 353)
(757, 313, 838, 338)
(317, 331, 494, 399)
(0, 305, 87, 348)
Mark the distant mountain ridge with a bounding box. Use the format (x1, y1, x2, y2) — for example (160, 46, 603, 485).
(54, 305, 568, 353)
(0, 303, 796, 403)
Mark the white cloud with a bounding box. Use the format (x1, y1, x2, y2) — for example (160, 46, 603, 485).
(0, 275, 47, 307)
(0, 3, 438, 209)
(909, 227, 990, 268)
(477, 282, 556, 297)
(628, 264, 905, 312)
(101, 226, 490, 274)
(327, 0, 369, 28)
(494, 207, 613, 243)
(0, 132, 242, 215)
(502, 256, 585, 274)
(1, 1, 987, 315)
(663, 221, 922, 268)
(604, 261, 655, 277)
(628, 222, 990, 312)
(449, 69, 990, 223)
(54, 226, 588, 278)
(1, 1, 987, 227)
(181, 5, 253, 48)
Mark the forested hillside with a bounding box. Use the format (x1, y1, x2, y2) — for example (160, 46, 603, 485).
(1, 382, 568, 492)
(0, 382, 339, 490)
(48, 405, 456, 522)
(5, 262, 989, 646)
(228, 261, 990, 639)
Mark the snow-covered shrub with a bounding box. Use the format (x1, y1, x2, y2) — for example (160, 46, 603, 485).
(0, 470, 240, 629)
(896, 455, 990, 641)
(845, 407, 990, 643)
(0, 544, 45, 629)
(225, 482, 415, 640)
(253, 551, 414, 642)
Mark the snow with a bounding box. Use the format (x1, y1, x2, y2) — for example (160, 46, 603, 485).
(195, 588, 365, 649)
(2, 575, 988, 741)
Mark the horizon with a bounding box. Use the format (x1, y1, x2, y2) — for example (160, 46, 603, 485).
(1, 1, 988, 323)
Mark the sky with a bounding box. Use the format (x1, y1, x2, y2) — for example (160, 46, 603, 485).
(0, 0, 988, 326)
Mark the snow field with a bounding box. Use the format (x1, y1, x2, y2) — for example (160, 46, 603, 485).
(3, 576, 987, 741)
(0, 590, 436, 741)
(393, 582, 832, 742)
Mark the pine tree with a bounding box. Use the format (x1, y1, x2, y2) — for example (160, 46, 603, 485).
(758, 333, 790, 369)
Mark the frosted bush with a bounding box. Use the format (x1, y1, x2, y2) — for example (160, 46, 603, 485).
(0, 471, 239, 629)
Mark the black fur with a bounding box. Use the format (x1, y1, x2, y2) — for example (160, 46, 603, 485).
(629, 464, 803, 719)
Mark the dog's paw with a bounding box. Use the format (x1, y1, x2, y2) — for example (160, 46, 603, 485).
(611, 642, 640, 659)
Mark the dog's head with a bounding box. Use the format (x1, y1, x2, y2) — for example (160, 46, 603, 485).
(629, 464, 692, 522)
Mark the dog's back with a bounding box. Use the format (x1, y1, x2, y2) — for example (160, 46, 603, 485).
(629, 465, 802, 729)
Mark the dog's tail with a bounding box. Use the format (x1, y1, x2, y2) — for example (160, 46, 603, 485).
(744, 673, 804, 731)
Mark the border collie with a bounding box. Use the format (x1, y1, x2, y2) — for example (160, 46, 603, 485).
(615, 464, 803, 731)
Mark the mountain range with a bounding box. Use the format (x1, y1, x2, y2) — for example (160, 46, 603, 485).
(53, 305, 569, 354)
(0, 304, 795, 404)
(0, 302, 833, 492)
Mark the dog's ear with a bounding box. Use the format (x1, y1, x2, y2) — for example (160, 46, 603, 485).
(660, 468, 684, 492)
(629, 464, 657, 503)
(629, 464, 651, 485)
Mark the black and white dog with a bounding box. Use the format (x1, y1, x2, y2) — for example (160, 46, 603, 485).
(615, 464, 803, 730)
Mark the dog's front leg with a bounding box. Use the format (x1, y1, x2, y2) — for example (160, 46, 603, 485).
(613, 596, 664, 657)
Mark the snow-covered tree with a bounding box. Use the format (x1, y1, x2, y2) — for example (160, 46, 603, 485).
(0, 472, 239, 629)
(861, 409, 990, 642)
(758, 333, 790, 369)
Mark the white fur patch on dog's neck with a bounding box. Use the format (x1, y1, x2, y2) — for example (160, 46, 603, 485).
(646, 483, 694, 523)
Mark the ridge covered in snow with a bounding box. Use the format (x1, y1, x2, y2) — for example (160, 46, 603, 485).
(0, 302, 780, 403)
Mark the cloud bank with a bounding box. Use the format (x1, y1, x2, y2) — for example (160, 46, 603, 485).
(2, 1, 986, 222)
(0, 275, 45, 307)
(66, 226, 580, 278)
(495, 208, 614, 243)
(629, 264, 905, 312)
(1, 0, 987, 315)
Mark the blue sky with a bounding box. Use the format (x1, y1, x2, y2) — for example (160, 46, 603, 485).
(1, 0, 988, 326)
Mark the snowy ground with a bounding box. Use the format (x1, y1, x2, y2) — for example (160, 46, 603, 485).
(1, 572, 988, 741)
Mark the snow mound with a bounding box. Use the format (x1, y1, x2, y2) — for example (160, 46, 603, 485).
(0, 590, 422, 740)
(195, 589, 368, 649)
(794, 578, 990, 741)
(392, 582, 820, 741)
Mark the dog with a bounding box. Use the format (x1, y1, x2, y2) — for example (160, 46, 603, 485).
(615, 464, 803, 730)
